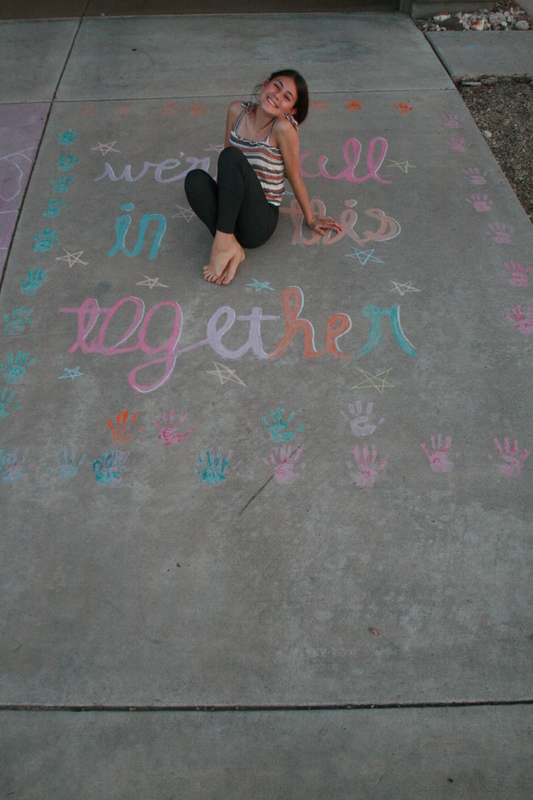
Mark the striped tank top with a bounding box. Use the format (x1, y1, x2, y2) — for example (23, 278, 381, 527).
(229, 101, 298, 207)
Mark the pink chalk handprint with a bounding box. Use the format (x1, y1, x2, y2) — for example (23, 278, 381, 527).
(263, 445, 305, 485)
(420, 434, 454, 473)
(447, 136, 469, 153)
(347, 445, 388, 487)
(463, 167, 488, 186)
(493, 438, 530, 477)
(466, 193, 492, 212)
(504, 261, 530, 288)
(153, 410, 194, 446)
(442, 114, 463, 129)
(505, 306, 533, 335)
(341, 401, 385, 437)
(487, 222, 514, 244)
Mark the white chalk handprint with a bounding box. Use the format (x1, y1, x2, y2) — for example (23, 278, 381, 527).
(341, 401, 385, 437)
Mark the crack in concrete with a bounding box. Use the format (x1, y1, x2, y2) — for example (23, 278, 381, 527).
(237, 474, 274, 518)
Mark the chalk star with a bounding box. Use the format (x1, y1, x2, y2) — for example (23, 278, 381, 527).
(345, 247, 384, 266)
(172, 204, 196, 222)
(390, 280, 421, 296)
(204, 144, 224, 153)
(351, 367, 394, 394)
(59, 366, 84, 381)
(387, 160, 416, 174)
(246, 278, 274, 292)
(56, 249, 88, 268)
(91, 141, 120, 156)
(206, 362, 246, 386)
(136, 275, 169, 289)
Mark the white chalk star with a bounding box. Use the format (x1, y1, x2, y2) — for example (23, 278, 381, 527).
(136, 275, 170, 289)
(345, 247, 384, 266)
(59, 366, 84, 381)
(246, 278, 274, 292)
(351, 367, 394, 394)
(204, 144, 224, 153)
(390, 280, 421, 296)
(206, 362, 246, 386)
(56, 249, 88, 268)
(387, 160, 416, 174)
(91, 141, 120, 156)
(172, 204, 196, 222)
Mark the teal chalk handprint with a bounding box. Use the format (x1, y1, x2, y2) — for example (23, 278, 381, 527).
(0, 447, 33, 485)
(1, 351, 36, 384)
(43, 198, 67, 218)
(57, 130, 78, 145)
(49, 446, 87, 480)
(3, 307, 34, 334)
(92, 450, 128, 486)
(55, 154, 80, 172)
(262, 408, 304, 443)
(32, 229, 58, 253)
(20, 269, 50, 297)
(0, 388, 20, 419)
(51, 175, 73, 193)
(196, 449, 231, 486)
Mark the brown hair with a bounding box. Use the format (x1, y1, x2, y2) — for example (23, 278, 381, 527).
(254, 69, 309, 125)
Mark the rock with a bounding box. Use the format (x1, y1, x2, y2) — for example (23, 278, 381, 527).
(433, 13, 451, 22)
(482, 76, 497, 84)
(501, 20, 508, 27)
(482, 130, 492, 139)
(471, 20, 485, 30)
(515, 20, 529, 30)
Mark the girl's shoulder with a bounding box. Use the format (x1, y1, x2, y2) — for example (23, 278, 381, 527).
(271, 114, 299, 145)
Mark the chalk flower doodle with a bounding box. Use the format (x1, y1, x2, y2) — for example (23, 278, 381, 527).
(196, 449, 231, 486)
(108, 204, 166, 260)
(92, 450, 128, 486)
(20, 269, 49, 297)
(262, 408, 304, 443)
(188, 103, 209, 116)
(463, 167, 487, 185)
(505, 305, 533, 335)
(300, 136, 391, 185)
(420, 434, 454, 473)
(263, 445, 304, 485)
(51, 175, 74, 193)
(345, 100, 362, 112)
(153, 411, 194, 446)
(57, 130, 78, 145)
(0, 447, 33, 485)
(487, 222, 514, 244)
(503, 261, 530, 288)
(3, 307, 34, 335)
(55, 155, 80, 172)
(107, 410, 144, 443)
(48, 446, 87, 481)
(1, 351, 36, 384)
(32, 229, 58, 253)
(347, 445, 388, 487)
(0, 387, 20, 419)
(466, 193, 492, 212)
(446, 136, 469, 153)
(442, 114, 463, 128)
(393, 102, 413, 115)
(341, 401, 384, 437)
(493, 437, 530, 477)
(43, 198, 67, 218)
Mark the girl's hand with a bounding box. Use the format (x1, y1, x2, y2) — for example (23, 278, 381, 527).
(306, 216, 344, 236)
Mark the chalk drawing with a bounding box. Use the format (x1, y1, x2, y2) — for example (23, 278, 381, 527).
(48, 446, 87, 480)
(263, 445, 305, 485)
(463, 167, 487, 185)
(487, 223, 515, 244)
(246, 279, 274, 292)
(136, 275, 169, 289)
(387, 160, 416, 174)
(354, 304, 416, 360)
(162, 102, 180, 115)
(493, 437, 530, 477)
(92, 141, 120, 156)
(57, 131, 78, 145)
(107, 410, 144, 443)
(351, 367, 394, 394)
(58, 366, 83, 380)
(206, 362, 246, 386)
(119, 103, 131, 116)
(466, 193, 492, 212)
(390, 281, 420, 296)
(347, 445, 388, 487)
(55, 155, 80, 172)
(346, 247, 384, 265)
(420, 434, 454, 473)
(20, 268, 50, 296)
(341, 401, 384, 437)
(0, 447, 33, 485)
(262, 409, 304, 443)
(56, 249, 88, 268)
(283, 199, 400, 248)
(3, 307, 33, 335)
(80, 104, 97, 116)
(0, 387, 20, 419)
(43, 198, 67, 218)
(300, 137, 391, 185)
(196, 449, 231, 486)
(92, 450, 128, 486)
(0, 148, 36, 202)
(32, 229, 58, 253)
(442, 114, 463, 128)
(205, 144, 224, 153)
(1, 351, 36, 384)
(154, 411, 194, 446)
(504, 261, 530, 288)
(310, 101, 329, 111)
(393, 102, 413, 115)
(108, 204, 166, 260)
(188, 103, 209, 116)
(172, 205, 195, 222)
(51, 175, 73, 193)
(447, 136, 469, 153)
(346, 100, 362, 112)
(505, 305, 533, 335)
(95, 156, 211, 185)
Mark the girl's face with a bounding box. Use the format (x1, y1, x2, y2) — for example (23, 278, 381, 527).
(259, 75, 298, 118)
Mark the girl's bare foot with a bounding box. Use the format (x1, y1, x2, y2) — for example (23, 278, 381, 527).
(203, 232, 245, 284)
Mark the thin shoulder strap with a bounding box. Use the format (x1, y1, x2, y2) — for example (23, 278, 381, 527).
(234, 101, 252, 134)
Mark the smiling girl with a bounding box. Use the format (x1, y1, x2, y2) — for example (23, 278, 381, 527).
(184, 69, 342, 286)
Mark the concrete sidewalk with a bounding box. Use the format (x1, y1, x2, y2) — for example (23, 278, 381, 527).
(1, 12, 532, 797)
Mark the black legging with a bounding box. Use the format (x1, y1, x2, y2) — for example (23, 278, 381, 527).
(184, 146, 279, 249)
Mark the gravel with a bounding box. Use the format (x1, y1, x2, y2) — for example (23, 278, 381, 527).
(415, 1, 532, 31)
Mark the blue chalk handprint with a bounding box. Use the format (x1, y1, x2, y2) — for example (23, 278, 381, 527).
(92, 450, 128, 486)
(43, 198, 67, 218)
(51, 175, 73, 193)
(32, 229, 58, 253)
(0, 447, 33, 485)
(55, 154, 80, 172)
(196, 449, 231, 486)
(49, 446, 87, 480)
(20, 269, 50, 297)
(0, 388, 20, 419)
(3, 307, 34, 334)
(57, 130, 78, 145)
(1, 351, 36, 384)
(262, 408, 304, 443)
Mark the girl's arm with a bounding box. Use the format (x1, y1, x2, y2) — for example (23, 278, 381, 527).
(224, 101, 242, 148)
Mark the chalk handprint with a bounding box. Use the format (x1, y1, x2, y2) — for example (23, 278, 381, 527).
(442, 114, 463, 128)
(493, 438, 530, 477)
(57, 130, 78, 145)
(92, 450, 128, 486)
(0, 447, 33, 485)
(3, 306, 34, 334)
(262, 408, 304, 443)
(48, 446, 87, 480)
(347, 445, 388, 487)
(153, 410, 194, 446)
(466, 193, 492, 212)
(51, 175, 73, 193)
(394, 102, 413, 115)
(107, 410, 144, 443)
(55, 155, 80, 172)
(43, 198, 67, 218)
(20, 268, 50, 297)
(263, 445, 305, 485)
(487, 222, 514, 244)
(32, 229, 58, 253)
(504, 261, 530, 288)
(1, 351, 36, 384)
(341, 401, 384, 437)
(505, 306, 533, 335)
(420, 434, 454, 473)
(447, 136, 469, 153)
(463, 167, 487, 185)
(196, 449, 231, 486)
(0, 387, 20, 420)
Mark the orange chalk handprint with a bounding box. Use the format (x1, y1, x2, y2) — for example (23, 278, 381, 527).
(162, 101, 180, 115)
(346, 100, 362, 112)
(80, 103, 97, 116)
(188, 103, 209, 116)
(310, 101, 329, 111)
(119, 103, 132, 116)
(394, 102, 413, 115)
(107, 410, 145, 443)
